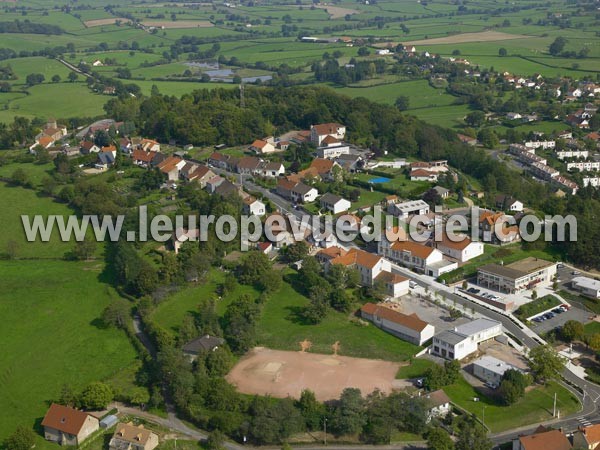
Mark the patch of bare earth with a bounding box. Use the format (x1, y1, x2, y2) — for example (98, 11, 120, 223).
(226, 347, 402, 401)
(312, 4, 360, 19)
(83, 18, 129, 27)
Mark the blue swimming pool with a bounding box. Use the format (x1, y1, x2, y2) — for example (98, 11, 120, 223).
(369, 177, 391, 184)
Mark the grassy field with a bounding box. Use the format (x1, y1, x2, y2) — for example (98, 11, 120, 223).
(0, 259, 138, 443)
(0, 182, 76, 259)
(515, 295, 562, 320)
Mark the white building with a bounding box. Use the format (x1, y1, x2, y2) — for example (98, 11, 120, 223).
(310, 123, 346, 146)
(556, 149, 589, 160)
(242, 197, 266, 216)
(525, 140, 555, 150)
(477, 257, 557, 294)
(291, 183, 319, 203)
(389, 199, 430, 218)
(424, 389, 452, 422)
(360, 302, 433, 345)
(432, 318, 502, 360)
(472, 355, 520, 388)
(572, 276, 600, 299)
(567, 161, 600, 172)
(384, 240, 457, 276)
(320, 193, 351, 214)
(434, 233, 485, 263)
(583, 177, 600, 188)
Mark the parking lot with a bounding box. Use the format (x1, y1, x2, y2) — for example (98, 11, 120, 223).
(529, 304, 590, 333)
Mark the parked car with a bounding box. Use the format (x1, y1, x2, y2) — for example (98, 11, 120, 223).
(572, 270, 581, 275)
(552, 308, 563, 314)
(561, 304, 571, 310)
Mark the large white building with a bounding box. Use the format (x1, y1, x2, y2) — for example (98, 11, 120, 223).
(383, 240, 457, 276)
(360, 302, 434, 345)
(477, 257, 557, 294)
(434, 233, 485, 263)
(432, 318, 502, 360)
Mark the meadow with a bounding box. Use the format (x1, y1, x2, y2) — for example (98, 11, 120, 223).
(0, 259, 138, 443)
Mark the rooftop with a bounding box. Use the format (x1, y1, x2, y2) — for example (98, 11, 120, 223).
(112, 422, 155, 445)
(41, 404, 93, 436)
(572, 276, 600, 292)
(454, 318, 501, 337)
(434, 330, 470, 346)
(472, 355, 518, 376)
(361, 302, 429, 332)
(183, 335, 225, 354)
(519, 427, 571, 450)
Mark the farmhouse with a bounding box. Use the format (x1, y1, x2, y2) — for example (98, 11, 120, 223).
(183, 335, 225, 361)
(432, 319, 502, 360)
(360, 302, 433, 345)
(477, 257, 557, 294)
(320, 193, 351, 214)
(514, 426, 572, 450)
(42, 404, 99, 446)
(434, 233, 484, 263)
(571, 276, 600, 299)
(109, 423, 159, 450)
(472, 355, 520, 388)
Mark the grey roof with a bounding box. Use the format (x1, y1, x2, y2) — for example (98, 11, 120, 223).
(434, 330, 469, 346)
(99, 415, 118, 428)
(572, 276, 600, 292)
(183, 335, 225, 354)
(478, 263, 525, 280)
(320, 192, 344, 204)
(214, 180, 239, 197)
(98, 152, 115, 165)
(292, 183, 315, 195)
(472, 355, 518, 376)
(454, 318, 501, 337)
(433, 186, 450, 195)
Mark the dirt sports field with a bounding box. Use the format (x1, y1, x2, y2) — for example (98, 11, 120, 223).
(141, 20, 213, 28)
(404, 31, 529, 46)
(226, 347, 402, 401)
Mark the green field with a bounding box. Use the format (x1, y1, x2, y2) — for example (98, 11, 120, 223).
(0, 260, 138, 442)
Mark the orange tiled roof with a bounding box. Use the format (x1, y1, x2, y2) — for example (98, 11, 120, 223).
(361, 302, 428, 331)
(390, 240, 435, 259)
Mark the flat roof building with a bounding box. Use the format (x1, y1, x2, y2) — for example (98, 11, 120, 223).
(477, 257, 557, 294)
(572, 276, 600, 299)
(432, 318, 502, 360)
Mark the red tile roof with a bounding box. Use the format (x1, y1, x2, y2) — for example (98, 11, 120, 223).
(360, 303, 428, 331)
(519, 428, 571, 450)
(41, 404, 92, 436)
(390, 240, 435, 259)
(312, 123, 344, 136)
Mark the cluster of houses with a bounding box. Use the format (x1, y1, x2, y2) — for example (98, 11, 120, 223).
(41, 403, 159, 450)
(29, 119, 69, 152)
(508, 142, 579, 195)
(409, 160, 449, 182)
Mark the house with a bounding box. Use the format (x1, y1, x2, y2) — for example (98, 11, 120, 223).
(335, 154, 364, 172)
(133, 138, 160, 152)
(109, 423, 159, 450)
(214, 179, 244, 198)
(186, 165, 216, 187)
(316, 135, 350, 158)
(571, 276, 600, 299)
(208, 152, 230, 170)
(316, 246, 348, 264)
(291, 183, 318, 203)
(276, 178, 297, 200)
(80, 141, 100, 154)
(424, 389, 452, 421)
(477, 257, 557, 294)
(326, 247, 406, 297)
(507, 112, 522, 120)
(292, 158, 342, 182)
(434, 233, 484, 263)
(95, 151, 115, 170)
(472, 355, 520, 388)
(260, 161, 285, 178)
(205, 176, 225, 194)
(410, 168, 438, 182)
(242, 196, 266, 216)
(573, 424, 600, 450)
(249, 139, 276, 154)
(39, 119, 68, 141)
(514, 426, 572, 450)
(479, 211, 520, 245)
(495, 194, 524, 212)
(384, 240, 455, 277)
(567, 161, 600, 172)
(171, 228, 200, 254)
(41, 404, 99, 446)
(360, 302, 433, 345)
(430, 186, 450, 199)
(157, 156, 186, 181)
(236, 156, 263, 175)
(525, 140, 555, 150)
(376, 49, 391, 55)
(320, 193, 351, 214)
(432, 318, 502, 360)
(310, 123, 346, 145)
(388, 199, 430, 218)
(257, 241, 273, 254)
(182, 335, 225, 361)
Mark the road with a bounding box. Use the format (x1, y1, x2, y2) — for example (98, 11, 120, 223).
(56, 58, 92, 78)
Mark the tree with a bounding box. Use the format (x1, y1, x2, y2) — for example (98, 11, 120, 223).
(25, 73, 44, 86)
(285, 241, 309, 262)
(71, 236, 97, 261)
(11, 168, 29, 186)
(357, 46, 370, 56)
(223, 294, 260, 353)
(330, 388, 366, 436)
(58, 384, 78, 407)
(237, 251, 272, 286)
(427, 427, 455, 450)
(498, 369, 531, 405)
(477, 128, 499, 149)
(296, 389, 326, 431)
(102, 298, 131, 329)
(51, 74, 61, 83)
(498, 48, 507, 57)
(455, 415, 491, 450)
(68, 72, 78, 82)
(4, 426, 36, 450)
(528, 344, 566, 383)
(549, 37, 568, 56)
(561, 320, 584, 342)
(465, 111, 485, 127)
(589, 333, 600, 351)
(395, 95, 410, 111)
(206, 430, 226, 450)
(80, 381, 113, 409)
(205, 346, 234, 377)
(128, 387, 150, 407)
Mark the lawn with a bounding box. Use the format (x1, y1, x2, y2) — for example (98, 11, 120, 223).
(396, 358, 436, 379)
(0, 182, 76, 259)
(0, 259, 138, 443)
(446, 376, 579, 432)
(558, 290, 600, 314)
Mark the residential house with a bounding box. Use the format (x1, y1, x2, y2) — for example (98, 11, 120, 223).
(525, 140, 555, 150)
(424, 389, 452, 421)
(573, 424, 600, 450)
(80, 141, 100, 154)
(479, 211, 520, 245)
(316, 135, 350, 158)
(214, 179, 244, 198)
(205, 176, 225, 194)
(556, 149, 589, 160)
(320, 193, 351, 214)
(434, 233, 484, 263)
(276, 178, 297, 200)
(335, 154, 364, 172)
(171, 228, 200, 254)
(236, 156, 263, 175)
(360, 302, 433, 345)
(41, 404, 99, 446)
(257, 241, 273, 254)
(157, 156, 186, 181)
(185, 165, 216, 188)
(292, 158, 342, 182)
(95, 151, 115, 170)
(410, 168, 438, 182)
(260, 161, 285, 178)
(291, 183, 318, 203)
(432, 318, 502, 360)
(109, 423, 159, 450)
(457, 134, 477, 146)
(429, 186, 450, 199)
(513, 426, 572, 450)
(316, 246, 348, 264)
(310, 123, 346, 145)
(472, 355, 520, 388)
(377, 226, 408, 258)
(567, 161, 600, 172)
(385, 240, 456, 277)
(208, 152, 230, 170)
(242, 196, 266, 216)
(495, 194, 524, 212)
(249, 138, 276, 154)
(507, 112, 522, 120)
(183, 335, 225, 361)
(133, 138, 160, 152)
